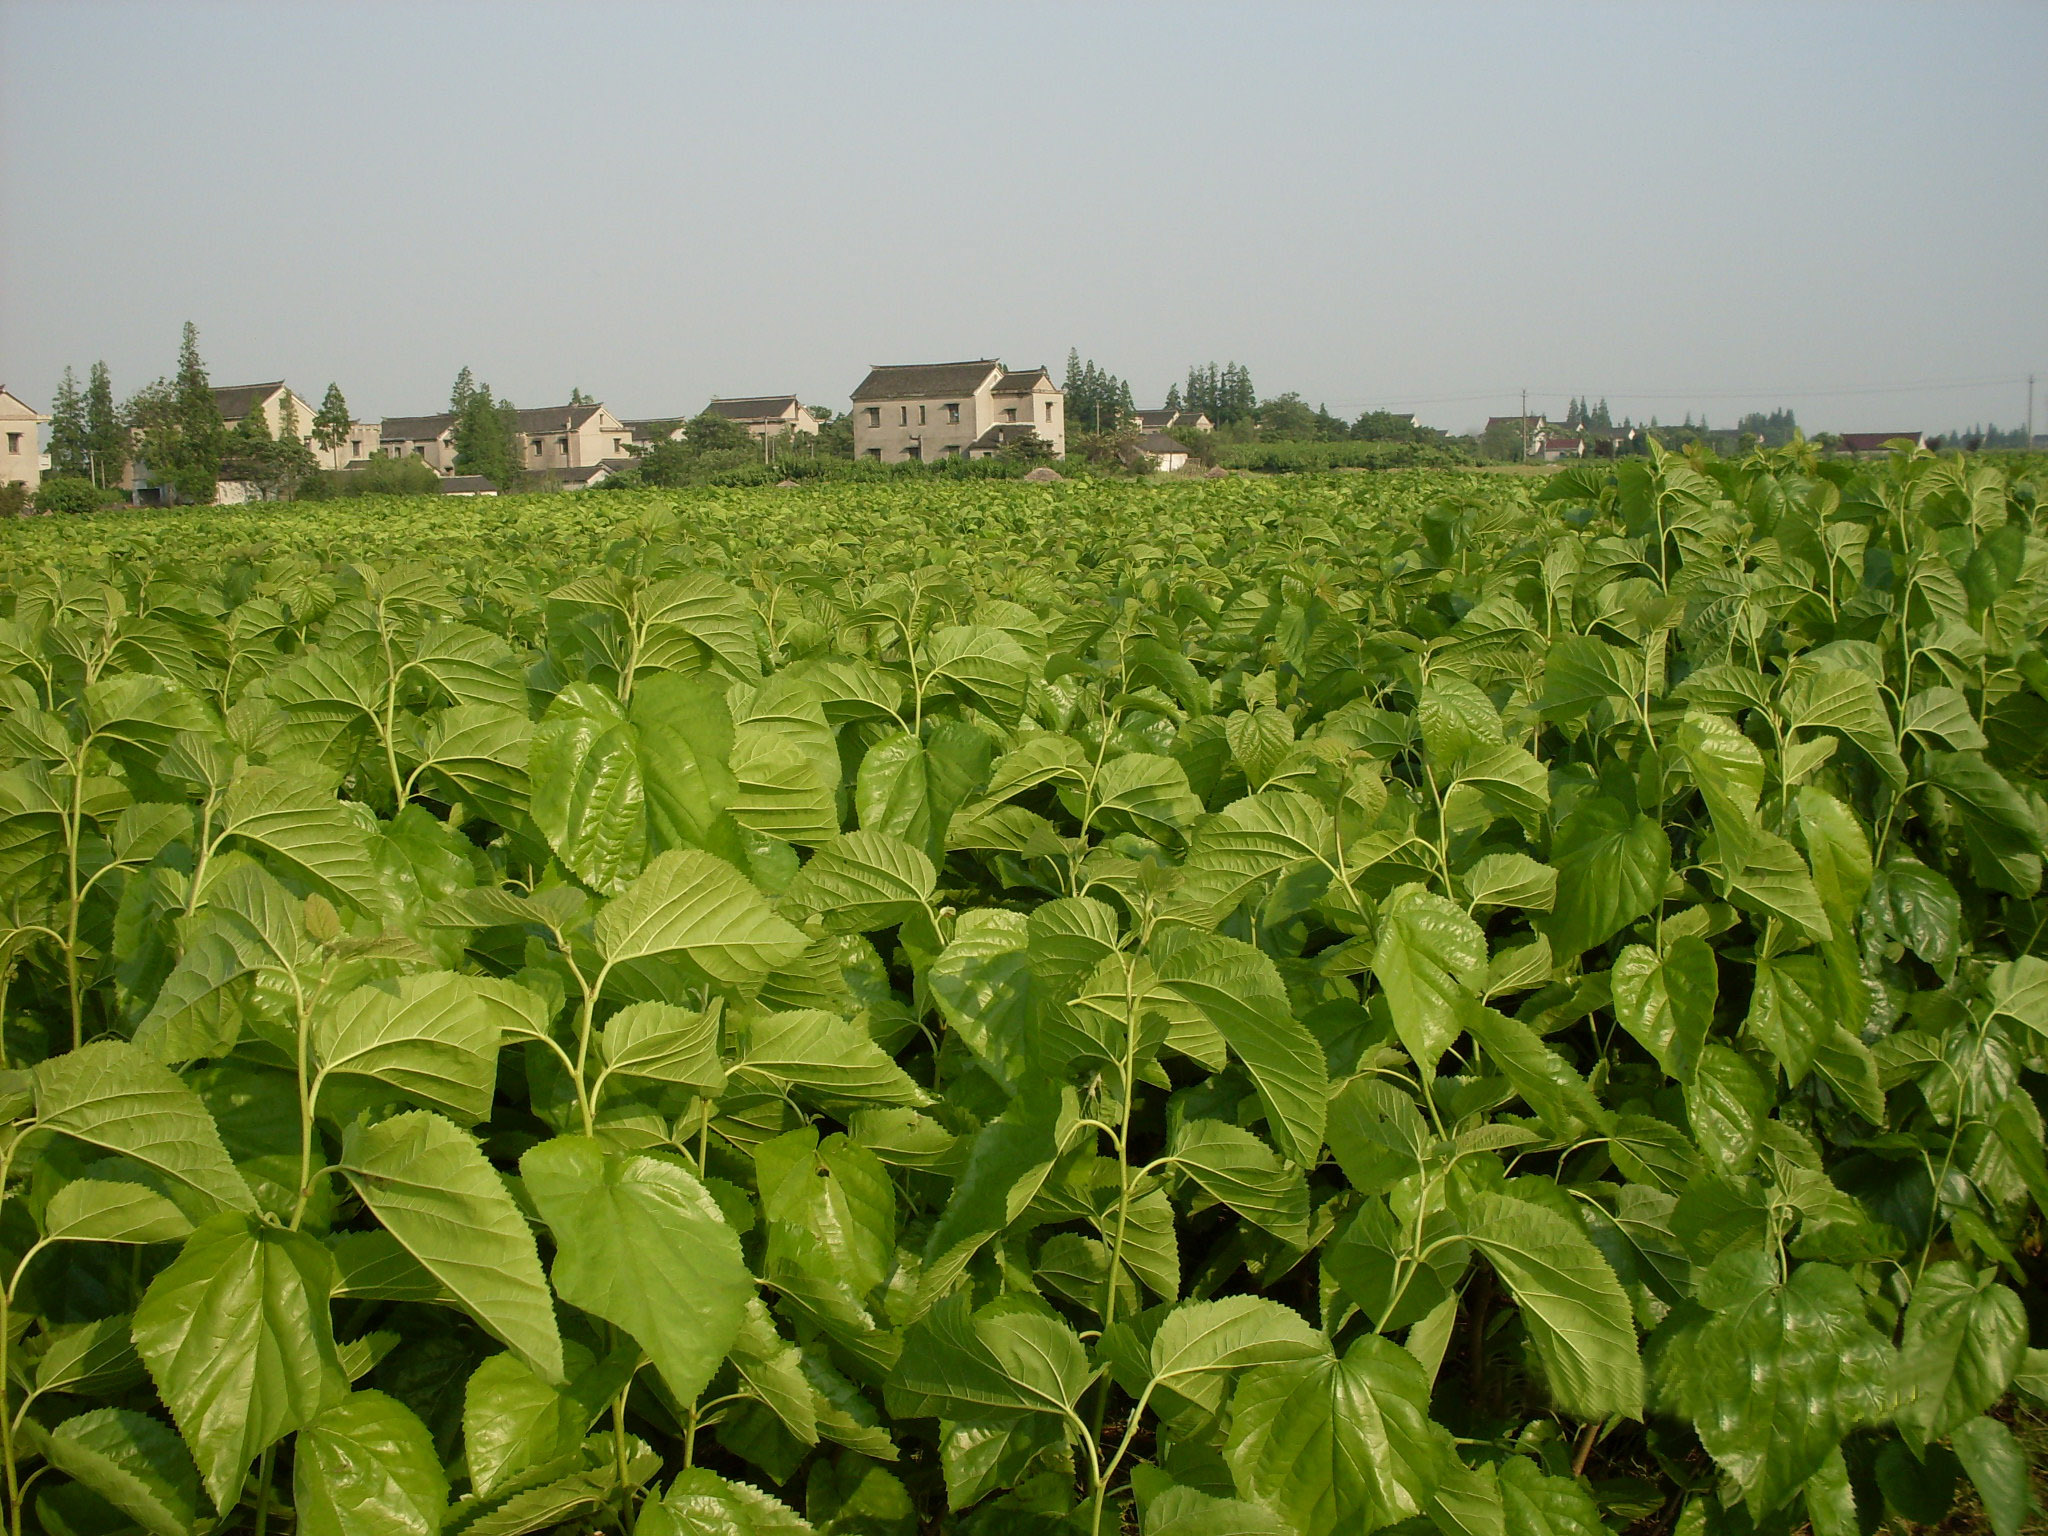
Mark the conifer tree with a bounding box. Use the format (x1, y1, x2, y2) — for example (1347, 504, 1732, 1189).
(85, 362, 123, 488)
(454, 382, 524, 490)
(450, 367, 477, 416)
(46, 368, 89, 478)
(312, 383, 351, 468)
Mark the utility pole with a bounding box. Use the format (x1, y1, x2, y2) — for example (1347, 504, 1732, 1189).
(1520, 388, 1529, 461)
(2028, 374, 2035, 448)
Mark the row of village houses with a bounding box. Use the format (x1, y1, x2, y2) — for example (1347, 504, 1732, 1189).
(0, 359, 1216, 498)
(1480, 415, 1946, 462)
(0, 365, 1952, 498)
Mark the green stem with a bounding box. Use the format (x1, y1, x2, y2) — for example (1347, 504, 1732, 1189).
(251, 1443, 276, 1536)
(62, 756, 87, 1050)
(570, 959, 614, 1138)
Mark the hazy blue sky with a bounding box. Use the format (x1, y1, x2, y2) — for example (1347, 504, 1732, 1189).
(3, 1, 2044, 435)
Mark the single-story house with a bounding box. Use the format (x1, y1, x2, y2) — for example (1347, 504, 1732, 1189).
(1137, 431, 1190, 472)
(545, 458, 637, 490)
(1530, 433, 1585, 461)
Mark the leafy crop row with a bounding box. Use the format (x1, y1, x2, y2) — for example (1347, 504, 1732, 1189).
(0, 451, 2042, 1536)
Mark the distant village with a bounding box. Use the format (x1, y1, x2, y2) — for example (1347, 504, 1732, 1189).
(0, 348, 2017, 508)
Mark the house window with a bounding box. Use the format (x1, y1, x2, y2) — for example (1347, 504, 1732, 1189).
(531, 439, 543, 456)
(1045, 401, 1054, 422)
(899, 406, 908, 426)
(946, 403, 960, 424)
(918, 405, 927, 425)
(866, 408, 880, 428)
(412, 446, 425, 457)
(865, 447, 882, 459)
(557, 437, 568, 454)
(350, 439, 362, 455)
(5, 433, 18, 453)
(1004, 407, 1018, 422)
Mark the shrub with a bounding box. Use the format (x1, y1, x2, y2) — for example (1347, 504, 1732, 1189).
(29, 475, 102, 515)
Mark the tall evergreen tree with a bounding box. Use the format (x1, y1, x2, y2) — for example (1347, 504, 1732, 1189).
(568, 386, 593, 407)
(46, 368, 89, 478)
(1184, 362, 1257, 424)
(454, 382, 524, 490)
(271, 392, 318, 496)
(85, 362, 123, 488)
(1063, 352, 1135, 433)
(450, 367, 477, 417)
(170, 321, 224, 501)
(312, 383, 352, 468)
(132, 323, 224, 502)
(1164, 382, 1183, 412)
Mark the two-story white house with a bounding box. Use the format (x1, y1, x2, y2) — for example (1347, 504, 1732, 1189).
(850, 360, 1064, 462)
(0, 386, 49, 493)
(380, 402, 634, 479)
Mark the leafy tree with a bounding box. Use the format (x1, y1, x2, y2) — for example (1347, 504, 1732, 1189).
(812, 413, 854, 458)
(312, 383, 352, 468)
(1163, 382, 1183, 412)
(450, 366, 477, 416)
(303, 453, 443, 498)
(1479, 418, 1527, 461)
(569, 386, 593, 407)
(1354, 410, 1422, 442)
(85, 361, 123, 488)
(1254, 392, 1319, 441)
(684, 409, 753, 455)
(45, 367, 89, 478)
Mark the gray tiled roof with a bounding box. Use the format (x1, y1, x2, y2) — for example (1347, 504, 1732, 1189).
(1137, 431, 1189, 454)
(852, 361, 1003, 401)
(993, 368, 1052, 394)
(381, 413, 456, 441)
(513, 404, 605, 434)
(212, 382, 287, 422)
(706, 395, 800, 421)
(1135, 408, 1210, 430)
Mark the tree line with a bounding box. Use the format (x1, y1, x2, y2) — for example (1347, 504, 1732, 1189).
(42, 322, 356, 505)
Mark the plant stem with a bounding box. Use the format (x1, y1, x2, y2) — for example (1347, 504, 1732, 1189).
(251, 1444, 276, 1536)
